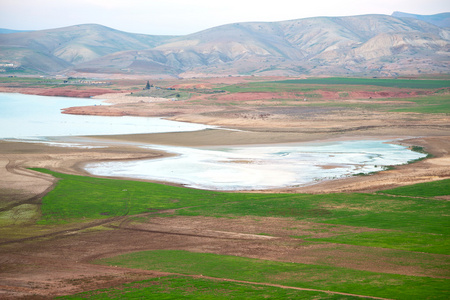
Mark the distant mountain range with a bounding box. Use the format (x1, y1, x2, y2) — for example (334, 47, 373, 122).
(0, 28, 31, 34)
(391, 11, 450, 28)
(0, 12, 449, 77)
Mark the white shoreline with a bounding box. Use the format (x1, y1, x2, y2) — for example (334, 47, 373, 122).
(84, 139, 427, 191)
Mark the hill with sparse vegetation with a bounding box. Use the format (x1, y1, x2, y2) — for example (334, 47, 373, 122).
(0, 13, 449, 77)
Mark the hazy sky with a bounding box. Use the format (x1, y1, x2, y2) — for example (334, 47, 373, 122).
(1, 0, 449, 35)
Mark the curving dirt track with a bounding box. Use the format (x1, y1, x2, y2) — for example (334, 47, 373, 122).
(1, 211, 448, 298)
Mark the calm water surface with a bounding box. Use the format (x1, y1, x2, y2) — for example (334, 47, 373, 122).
(0, 93, 212, 139)
(1, 93, 426, 190)
(85, 141, 426, 190)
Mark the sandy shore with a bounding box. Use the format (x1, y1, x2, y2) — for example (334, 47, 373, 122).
(1, 86, 449, 200)
(86, 130, 450, 193)
(0, 139, 172, 204)
(92, 92, 170, 104)
(1, 129, 449, 203)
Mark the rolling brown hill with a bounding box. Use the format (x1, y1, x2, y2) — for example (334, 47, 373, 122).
(1, 14, 449, 77)
(0, 24, 176, 73)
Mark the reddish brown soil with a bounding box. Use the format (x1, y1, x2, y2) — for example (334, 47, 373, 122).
(0, 87, 124, 98)
(61, 105, 131, 116)
(169, 83, 213, 89)
(58, 87, 435, 119)
(213, 89, 430, 102)
(1, 77, 449, 298)
(1, 134, 448, 298)
(1, 213, 448, 299)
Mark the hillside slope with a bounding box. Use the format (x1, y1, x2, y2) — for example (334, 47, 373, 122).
(392, 11, 450, 28)
(1, 14, 448, 76)
(0, 24, 176, 73)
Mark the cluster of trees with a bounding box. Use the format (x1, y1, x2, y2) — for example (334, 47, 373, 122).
(144, 81, 175, 91)
(144, 81, 153, 90)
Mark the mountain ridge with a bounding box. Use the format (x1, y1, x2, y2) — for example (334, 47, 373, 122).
(0, 28, 32, 34)
(0, 13, 448, 77)
(392, 11, 450, 28)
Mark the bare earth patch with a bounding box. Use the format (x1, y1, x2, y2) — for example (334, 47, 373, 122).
(1, 214, 448, 298)
(0, 79, 449, 298)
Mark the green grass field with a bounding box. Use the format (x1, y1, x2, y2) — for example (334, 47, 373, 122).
(58, 275, 361, 299)
(378, 178, 450, 198)
(27, 169, 449, 299)
(129, 88, 191, 100)
(32, 169, 449, 249)
(93, 250, 448, 300)
(0, 76, 44, 83)
(307, 231, 449, 254)
(32, 168, 266, 224)
(221, 77, 450, 93)
(387, 95, 450, 114)
(32, 169, 449, 233)
(218, 77, 450, 114)
(274, 77, 450, 89)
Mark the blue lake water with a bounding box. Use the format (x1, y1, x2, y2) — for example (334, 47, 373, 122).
(1, 93, 426, 190)
(0, 93, 212, 139)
